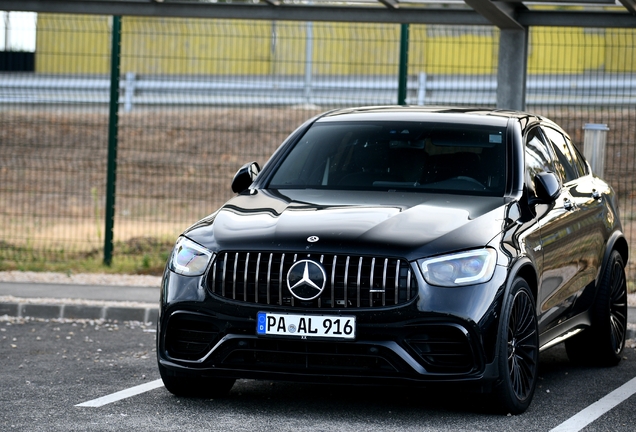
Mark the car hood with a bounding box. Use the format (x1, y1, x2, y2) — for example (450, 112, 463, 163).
(185, 189, 510, 260)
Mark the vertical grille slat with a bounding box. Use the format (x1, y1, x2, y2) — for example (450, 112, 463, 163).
(331, 255, 337, 309)
(382, 258, 388, 307)
(369, 257, 375, 307)
(232, 252, 239, 300)
(220, 253, 226, 298)
(356, 257, 363, 308)
(266, 253, 273, 305)
(394, 261, 400, 305)
(318, 255, 324, 308)
(254, 252, 261, 303)
(244, 252, 250, 301)
(210, 251, 417, 309)
(279, 253, 285, 306)
(223, 255, 229, 297)
(291, 254, 298, 307)
(344, 256, 350, 308)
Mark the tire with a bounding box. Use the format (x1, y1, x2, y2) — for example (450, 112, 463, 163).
(565, 250, 627, 366)
(158, 362, 235, 398)
(493, 278, 539, 415)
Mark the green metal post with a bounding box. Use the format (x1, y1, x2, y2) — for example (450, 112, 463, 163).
(398, 23, 410, 105)
(104, 16, 122, 266)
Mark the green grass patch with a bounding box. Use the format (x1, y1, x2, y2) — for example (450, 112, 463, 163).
(0, 237, 173, 276)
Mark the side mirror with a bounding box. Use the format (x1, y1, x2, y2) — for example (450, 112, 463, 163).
(231, 162, 260, 193)
(534, 171, 561, 203)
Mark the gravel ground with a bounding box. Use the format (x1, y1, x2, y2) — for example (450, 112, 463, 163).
(0, 295, 156, 309)
(0, 271, 161, 287)
(0, 270, 634, 306)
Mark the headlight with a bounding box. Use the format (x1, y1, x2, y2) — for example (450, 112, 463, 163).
(419, 248, 496, 287)
(168, 237, 213, 276)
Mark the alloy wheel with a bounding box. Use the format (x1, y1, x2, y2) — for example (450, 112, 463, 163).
(608, 258, 628, 356)
(506, 289, 538, 401)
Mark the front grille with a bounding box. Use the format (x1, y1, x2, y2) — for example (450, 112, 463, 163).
(209, 251, 417, 308)
(164, 312, 220, 361)
(219, 339, 402, 374)
(405, 326, 476, 373)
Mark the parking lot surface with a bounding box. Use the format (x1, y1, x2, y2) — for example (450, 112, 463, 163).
(1, 315, 636, 431)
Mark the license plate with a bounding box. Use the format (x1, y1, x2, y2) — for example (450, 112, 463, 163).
(256, 312, 356, 339)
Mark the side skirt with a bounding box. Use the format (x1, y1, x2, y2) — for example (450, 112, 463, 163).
(538, 311, 591, 352)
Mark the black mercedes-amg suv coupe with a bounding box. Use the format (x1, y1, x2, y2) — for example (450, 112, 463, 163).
(157, 106, 628, 414)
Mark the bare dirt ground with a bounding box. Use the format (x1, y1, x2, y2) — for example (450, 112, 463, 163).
(0, 106, 321, 256)
(1, 105, 635, 281)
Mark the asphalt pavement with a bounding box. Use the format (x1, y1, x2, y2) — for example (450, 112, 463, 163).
(1, 280, 635, 339)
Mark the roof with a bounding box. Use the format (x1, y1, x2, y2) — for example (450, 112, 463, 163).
(3, 0, 636, 29)
(317, 105, 537, 125)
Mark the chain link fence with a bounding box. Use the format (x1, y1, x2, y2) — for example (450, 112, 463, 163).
(0, 14, 635, 278)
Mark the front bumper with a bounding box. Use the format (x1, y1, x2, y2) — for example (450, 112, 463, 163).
(157, 266, 507, 385)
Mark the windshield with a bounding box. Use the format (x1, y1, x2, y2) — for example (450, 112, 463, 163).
(268, 121, 507, 196)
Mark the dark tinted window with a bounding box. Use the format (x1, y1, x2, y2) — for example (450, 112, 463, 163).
(268, 121, 507, 196)
(565, 135, 588, 177)
(525, 127, 556, 194)
(542, 126, 581, 183)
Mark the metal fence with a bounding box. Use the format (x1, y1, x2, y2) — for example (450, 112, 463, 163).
(3, 72, 636, 109)
(0, 15, 635, 279)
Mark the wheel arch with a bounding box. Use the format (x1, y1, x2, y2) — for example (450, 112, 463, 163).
(598, 231, 628, 287)
(506, 258, 539, 304)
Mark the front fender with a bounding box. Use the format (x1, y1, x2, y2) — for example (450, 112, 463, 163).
(598, 230, 628, 287)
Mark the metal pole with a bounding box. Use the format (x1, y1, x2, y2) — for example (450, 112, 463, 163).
(4, 11, 10, 51)
(496, 28, 528, 111)
(104, 15, 122, 266)
(304, 20, 313, 105)
(398, 23, 409, 105)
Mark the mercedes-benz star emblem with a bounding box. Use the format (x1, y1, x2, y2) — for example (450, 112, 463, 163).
(287, 260, 326, 301)
(307, 236, 319, 243)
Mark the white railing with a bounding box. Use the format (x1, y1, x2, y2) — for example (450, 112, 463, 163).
(1, 72, 635, 111)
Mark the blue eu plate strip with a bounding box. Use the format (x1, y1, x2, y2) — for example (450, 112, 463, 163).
(256, 312, 266, 335)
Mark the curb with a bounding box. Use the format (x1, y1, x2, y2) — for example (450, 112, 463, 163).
(0, 300, 158, 324)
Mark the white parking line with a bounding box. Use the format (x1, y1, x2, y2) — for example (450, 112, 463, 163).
(75, 379, 164, 407)
(75, 374, 636, 427)
(550, 376, 636, 432)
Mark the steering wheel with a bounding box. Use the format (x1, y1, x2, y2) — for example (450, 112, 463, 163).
(452, 176, 487, 189)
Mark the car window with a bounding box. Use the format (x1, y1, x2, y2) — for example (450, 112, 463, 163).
(525, 127, 557, 195)
(565, 135, 588, 177)
(542, 126, 581, 183)
(267, 121, 507, 196)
